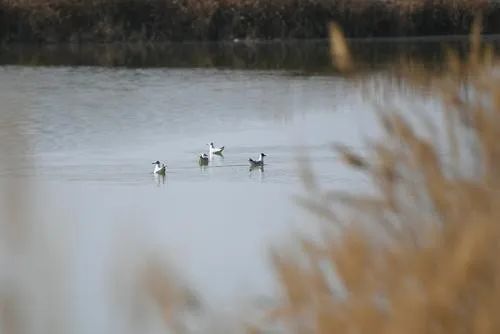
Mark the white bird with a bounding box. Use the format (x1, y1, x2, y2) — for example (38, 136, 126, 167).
(199, 153, 209, 165)
(152, 160, 166, 175)
(208, 142, 225, 155)
(249, 153, 267, 167)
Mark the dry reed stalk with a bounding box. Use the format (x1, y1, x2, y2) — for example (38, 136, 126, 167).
(328, 22, 352, 73)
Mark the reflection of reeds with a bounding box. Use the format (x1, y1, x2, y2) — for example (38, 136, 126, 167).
(264, 19, 500, 333)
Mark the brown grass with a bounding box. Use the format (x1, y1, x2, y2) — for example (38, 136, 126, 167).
(259, 18, 500, 333)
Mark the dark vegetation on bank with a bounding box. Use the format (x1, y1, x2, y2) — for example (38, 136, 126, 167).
(0, 0, 500, 44)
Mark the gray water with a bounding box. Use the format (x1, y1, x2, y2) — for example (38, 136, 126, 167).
(0, 38, 487, 331)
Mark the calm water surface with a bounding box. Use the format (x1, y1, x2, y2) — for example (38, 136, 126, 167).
(0, 38, 491, 330)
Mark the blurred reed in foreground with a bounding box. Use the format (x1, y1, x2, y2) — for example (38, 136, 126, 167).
(258, 19, 500, 333)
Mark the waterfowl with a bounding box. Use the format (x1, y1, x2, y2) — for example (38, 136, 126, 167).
(249, 153, 267, 167)
(152, 161, 166, 175)
(199, 153, 209, 165)
(208, 142, 225, 155)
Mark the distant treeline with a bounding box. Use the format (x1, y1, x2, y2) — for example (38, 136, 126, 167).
(0, 0, 499, 43)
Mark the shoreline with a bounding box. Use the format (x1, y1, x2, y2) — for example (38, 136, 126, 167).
(3, 33, 500, 48)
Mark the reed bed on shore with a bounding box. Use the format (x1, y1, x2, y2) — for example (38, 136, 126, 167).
(0, 0, 499, 43)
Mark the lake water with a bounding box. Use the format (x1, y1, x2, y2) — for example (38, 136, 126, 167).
(0, 38, 496, 331)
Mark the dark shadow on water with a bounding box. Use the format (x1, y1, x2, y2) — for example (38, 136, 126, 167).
(248, 164, 265, 183)
(211, 152, 224, 160)
(249, 165, 264, 172)
(2, 37, 500, 73)
(198, 159, 209, 167)
(153, 173, 166, 186)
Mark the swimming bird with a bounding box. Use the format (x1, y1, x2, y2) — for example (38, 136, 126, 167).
(249, 153, 267, 167)
(208, 142, 225, 155)
(152, 161, 166, 175)
(199, 153, 209, 165)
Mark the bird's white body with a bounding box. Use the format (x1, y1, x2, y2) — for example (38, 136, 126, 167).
(208, 142, 225, 155)
(152, 161, 166, 174)
(249, 153, 266, 167)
